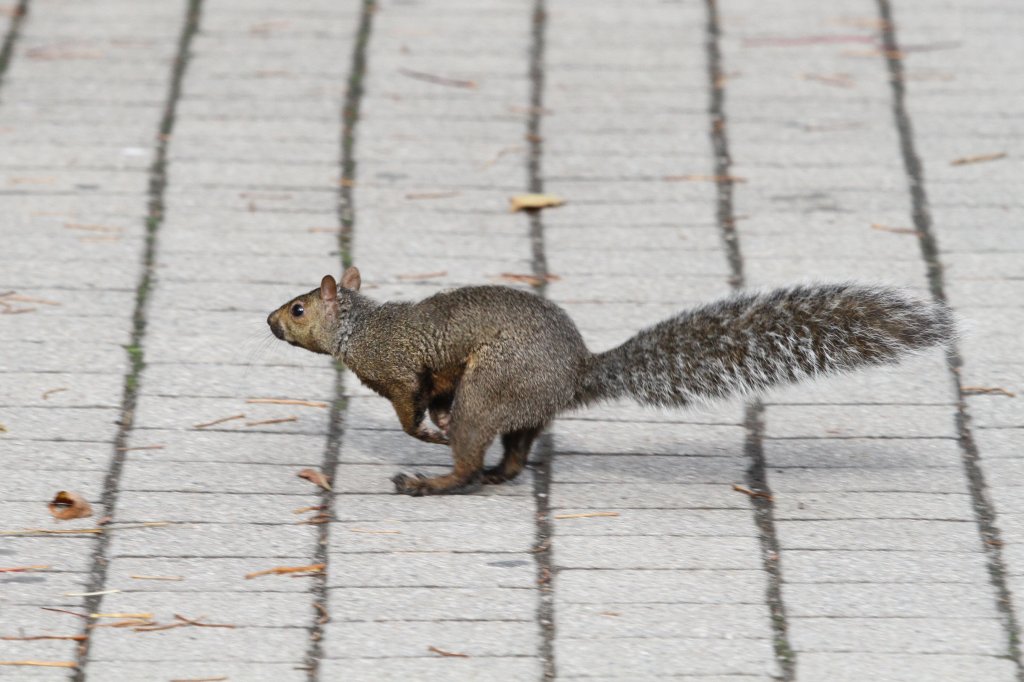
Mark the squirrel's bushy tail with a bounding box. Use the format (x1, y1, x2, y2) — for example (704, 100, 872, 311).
(576, 283, 954, 408)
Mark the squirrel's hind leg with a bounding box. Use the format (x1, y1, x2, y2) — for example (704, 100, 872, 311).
(391, 414, 495, 496)
(483, 425, 544, 484)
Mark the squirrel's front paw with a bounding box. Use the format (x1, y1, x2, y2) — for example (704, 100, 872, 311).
(414, 427, 449, 445)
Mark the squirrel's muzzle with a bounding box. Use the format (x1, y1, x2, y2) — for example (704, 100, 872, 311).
(267, 312, 285, 340)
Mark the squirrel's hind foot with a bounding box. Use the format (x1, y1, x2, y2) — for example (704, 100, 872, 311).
(391, 471, 482, 496)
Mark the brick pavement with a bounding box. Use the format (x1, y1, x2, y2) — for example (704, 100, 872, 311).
(0, 0, 1021, 680)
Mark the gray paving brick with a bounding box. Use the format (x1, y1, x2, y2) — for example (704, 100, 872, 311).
(767, 466, 969, 493)
(108, 523, 318, 559)
(556, 637, 778, 678)
(550, 421, 746, 456)
(322, 620, 538, 659)
(328, 519, 535, 554)
(788, 617, 1006, 655)
(552, 508, 757, 536)
(556, 536, 761, 570)
(551, 483, 751, 510)
(782, 549, 989, 583)
(318, 657, 542, 682)
(776, 519, 982, 552)
(87, 626, 308, 662)
(117, 461, 316, 495)
(764, 404, 957, 439)
(84, 662, 308, 682)
(329, 586, 534, 622)
(773, 491, 974, 520)
(120, 429, 326, 465)
(795, 652, 1016, 682)
(132, 395, 331, 436)
(97, 590, 312, 627)
(103, 557, 313, 592)
(1, 468, 107, 503)
(0, 372, 125, 409)
(0, 537, 97, 574)
(326, 552, 537, 589)
(112, 492, 316, 524)
(1, 440, 111, 471)
(784, 582, 999, 619)
(557, 603, 771, 640)
(762, 437, 964, 469)
(552, 454, 748, 485)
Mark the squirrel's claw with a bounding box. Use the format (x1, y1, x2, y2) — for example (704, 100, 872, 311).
(391, 471, 482, 496)
(414, 426, 449, 446)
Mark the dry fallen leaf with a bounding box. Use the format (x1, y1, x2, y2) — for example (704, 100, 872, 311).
(47, 491, 92, 521)
(245, 563, 325, 580)
(0, 661, 78, 668)
(297, 468, 331, 491)
(509, 193, 565, 212)
(871, 223, 920, 235)
(950, 152, 1007, 166)
(962, 386, 1016, 398)
(553, 511, 620, 520)
(398, 68, 476, 89)
(496, 273, 561, 287)
(427, 645, 470, 658)
(0, 422, 6, 432)
(732, 483, 773, 501)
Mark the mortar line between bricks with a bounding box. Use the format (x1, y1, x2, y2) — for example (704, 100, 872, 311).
(704, 1, 794, 679)
(875, 0, 1024, 675)
(524, 0, 557, 679)
(0, 0, 28, 100)
(69, 1, 204, 679)
(304, 2, 377, 680)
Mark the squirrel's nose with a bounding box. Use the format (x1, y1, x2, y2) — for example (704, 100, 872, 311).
(267, 313, 284, 340)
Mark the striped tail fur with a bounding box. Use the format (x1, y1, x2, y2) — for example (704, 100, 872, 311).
(576, 283, 955, 408)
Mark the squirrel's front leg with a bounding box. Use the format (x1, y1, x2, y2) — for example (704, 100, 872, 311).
(391, 391, 448, 445)
(392, 417, 490, 496)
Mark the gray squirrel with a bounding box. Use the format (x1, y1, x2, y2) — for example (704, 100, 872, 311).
(267, 267, 954, 496)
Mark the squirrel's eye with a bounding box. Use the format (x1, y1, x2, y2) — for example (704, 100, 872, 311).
(290, 303, 304, 318)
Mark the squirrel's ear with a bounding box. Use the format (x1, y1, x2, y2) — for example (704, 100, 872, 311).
(320, 275, 338, 302)
(341, 266, 362, 291)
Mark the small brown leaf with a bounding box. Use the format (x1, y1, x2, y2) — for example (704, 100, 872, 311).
(427, 645, 470, 658)
(0, 661, 78, 668)
(398, 68, 476, 89)
(396, 271, 448, 281)
(245, 563, 325, 579)
(871, 223, 921, 235)
(298, 468, 331, 491)
(963, 386, 1016, 398)
(553, 511, 620, 520)
(509, 193, 565, 212)
(950, 152, 1007, 166)
(732, 483, 773, 501)
(47, 491, 93, 521)
(495, 273, 561, 287)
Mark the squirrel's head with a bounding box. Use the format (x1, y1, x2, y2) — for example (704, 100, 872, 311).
(267, 266, 363, 356)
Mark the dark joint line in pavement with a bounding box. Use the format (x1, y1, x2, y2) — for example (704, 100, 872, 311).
(524, 0, 558, 678)
(0, 1, 32, 101)
(703, 0, 796, 678)
(70, 1, 205, 679)
(304, 2, 377, 681)
(874, 1, 1024, 677)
